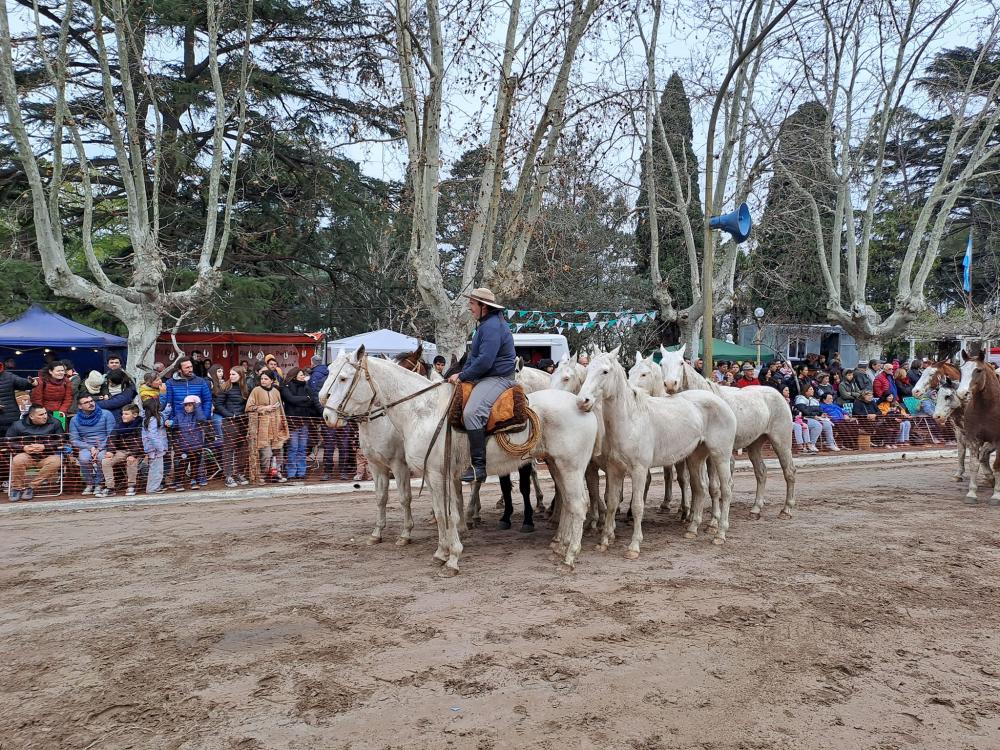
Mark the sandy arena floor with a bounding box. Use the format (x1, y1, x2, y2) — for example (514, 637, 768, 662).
(1, 457, 998, 750)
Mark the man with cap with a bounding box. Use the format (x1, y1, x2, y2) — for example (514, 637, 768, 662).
(853, 360, 873, 393)
(736, 363, 760, 388)
(447, 287, 516, 483)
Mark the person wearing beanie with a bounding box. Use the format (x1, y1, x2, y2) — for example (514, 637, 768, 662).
(79, 370, 109, 401)
(173, 394, 208, 490)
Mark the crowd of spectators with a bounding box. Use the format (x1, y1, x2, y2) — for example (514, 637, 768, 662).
(705, 353, 958, 452)
(1, 352, 366, 501)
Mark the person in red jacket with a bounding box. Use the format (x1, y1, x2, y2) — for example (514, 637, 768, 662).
(872, 362, 898, 400)
(736, 363, 760, 387)
(31, 361, 74, 415)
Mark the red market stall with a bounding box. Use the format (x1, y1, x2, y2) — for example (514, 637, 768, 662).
(155, 331, 325, 373)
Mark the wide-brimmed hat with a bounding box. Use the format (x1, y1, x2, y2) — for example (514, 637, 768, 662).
(463, 287, 504, 309)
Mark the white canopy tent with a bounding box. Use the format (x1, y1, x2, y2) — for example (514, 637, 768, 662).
(327, 329, 437, 362)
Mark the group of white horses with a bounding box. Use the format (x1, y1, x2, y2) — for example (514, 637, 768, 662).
(318, 344, 797, 576)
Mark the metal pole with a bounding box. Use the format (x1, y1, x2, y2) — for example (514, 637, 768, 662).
(701, 0, 798, 370)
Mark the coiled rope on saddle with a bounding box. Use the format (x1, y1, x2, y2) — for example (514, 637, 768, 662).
(494, 406, 541, 458)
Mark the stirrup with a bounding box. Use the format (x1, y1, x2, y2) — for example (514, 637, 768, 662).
(461, 465, 486, 484)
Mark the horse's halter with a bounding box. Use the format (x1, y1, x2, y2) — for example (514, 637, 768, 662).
(334, 356, 446, 423)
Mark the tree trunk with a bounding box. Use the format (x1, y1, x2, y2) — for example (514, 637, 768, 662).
(125, 308, 163, 377)
(679, 317, 701, 360)
(851, 336, 883, 365)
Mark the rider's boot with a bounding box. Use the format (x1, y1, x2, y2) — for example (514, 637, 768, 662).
(461, 429, 488, 484)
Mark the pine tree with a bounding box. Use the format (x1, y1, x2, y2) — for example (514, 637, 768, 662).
(753, 101, 836, 322)
(635, 73, 703, 315)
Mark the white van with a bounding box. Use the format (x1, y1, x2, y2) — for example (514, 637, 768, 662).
(511, 333, 570, 365)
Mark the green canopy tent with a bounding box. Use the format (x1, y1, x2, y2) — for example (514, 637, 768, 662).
(653, 338, 775, 364)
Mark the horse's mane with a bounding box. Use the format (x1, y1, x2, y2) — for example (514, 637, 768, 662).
(932, 360, 962, 382)
(683, 362, 721, 395)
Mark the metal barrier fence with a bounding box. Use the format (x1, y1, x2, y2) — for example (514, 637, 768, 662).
(3, 413, 959, 500)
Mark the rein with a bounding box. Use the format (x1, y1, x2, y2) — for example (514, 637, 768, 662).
(334, 357, 446, 423)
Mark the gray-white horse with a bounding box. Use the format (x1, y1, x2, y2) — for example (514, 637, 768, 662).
(577, 348, 737, 554)
(323, 349, 599, 573)
(659, 345, 797, 520)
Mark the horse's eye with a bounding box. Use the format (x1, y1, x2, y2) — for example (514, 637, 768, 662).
(603, 369, 610, 374)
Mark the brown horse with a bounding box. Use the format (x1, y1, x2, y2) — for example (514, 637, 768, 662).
(957, 352, 1000, 505)
(394, 345, 430, 378)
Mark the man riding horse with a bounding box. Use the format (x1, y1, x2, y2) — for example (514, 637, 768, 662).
(447, 287, 516, 483)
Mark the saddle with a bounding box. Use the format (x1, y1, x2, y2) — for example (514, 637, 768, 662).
(449, 383, 530, 435)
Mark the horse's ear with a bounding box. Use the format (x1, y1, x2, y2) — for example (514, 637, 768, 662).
(559, 352, 569, 364)
(977, 350, 986, 362)
(515, 356, 523, 372)
(635, 350, 643, 366)
(677, 343, 687, 358)
(356, 344, 366, 360)
(609, 345, 621, 361)
(961, 350, 969, 362)
(414, 343, 423, 358)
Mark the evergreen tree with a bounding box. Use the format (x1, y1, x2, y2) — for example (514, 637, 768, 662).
(753, 101, 836, 322)
(635, 73, 703, 316)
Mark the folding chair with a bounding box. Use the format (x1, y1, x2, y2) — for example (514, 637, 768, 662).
(8, 453, 64, 499)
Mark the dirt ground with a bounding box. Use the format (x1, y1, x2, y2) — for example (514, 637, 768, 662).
(1, 456, 998, 750)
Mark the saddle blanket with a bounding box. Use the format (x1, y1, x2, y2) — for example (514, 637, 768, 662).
(449, 383, 529, 435)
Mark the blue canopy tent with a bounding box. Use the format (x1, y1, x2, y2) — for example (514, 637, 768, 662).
(0, 305, 127, 377)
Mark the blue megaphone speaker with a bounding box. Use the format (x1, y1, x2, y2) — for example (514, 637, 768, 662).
(709, 202, 752, 243)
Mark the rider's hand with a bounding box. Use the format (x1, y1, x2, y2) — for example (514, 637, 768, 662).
(448, 374, 461, 385)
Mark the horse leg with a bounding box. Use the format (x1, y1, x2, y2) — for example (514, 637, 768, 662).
(584, 462, 601, 532)
(427, 475, 450, 565)
(684, 456, 710, 540)
(440, 475, 465, 576)
(549, 488, 562, 528)
(368, 463, 389, 545)
(596, 468, 623, 551)
(989, 451, 1000, 507)
(954, 429, 967, 480)
(771, 428, 797, 519)
(519, 464, 535, 532)
(979, 444, 995, 487)
(531, 465, 545, 514)
(498, 474, 513, 530)
(707, 463, 721, 529)
(711, 451, 735, 545)
(393, 457, 415, 546)
(660, 465, 674, 513)
(674, 461, 690, 522)
(625, 467, 648, 559)
(549, 460, 585, 568)
(467, 480, 484, 529)
(746, 439, 768, 520)
(964, 439, 981, 504)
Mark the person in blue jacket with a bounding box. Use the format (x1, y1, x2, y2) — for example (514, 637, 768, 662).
(69, 392, 118, 494)
(446, 287, 516, 483)
(160, 357, 213, 419)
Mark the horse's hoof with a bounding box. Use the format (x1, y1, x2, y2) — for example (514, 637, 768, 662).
(432, 554, 448, 565)
(684, 531, 697, 540)
(749, 510, 761, 520)
(778, 510, 792, 520)
(953, 474, 965, 482)
(559, 561, 575, 572)
(520, 524, 535, 533)
(395, 537, 410, 547)
(366, 536, 382, 546)
(988, 497, 1000, 507)
(708, 518, 719, 529)
(964, 496, 979, 505)
(712, 537, 726, 546)
(624, 549, 639, 560)
(437, 566, 459, 578)
(595, 543, 608, 552)
(498, 520, 512, 530)
(657, 506, 670, 514)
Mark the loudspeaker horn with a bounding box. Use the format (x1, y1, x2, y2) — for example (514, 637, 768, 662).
(709, 202, 752, 243)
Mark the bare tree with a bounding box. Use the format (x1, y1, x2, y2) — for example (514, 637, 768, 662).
(779, 0, 1000, 360)
(0, 0, 253, 374)
(391, 0, 606, 356)
(636, 0, 792, 353)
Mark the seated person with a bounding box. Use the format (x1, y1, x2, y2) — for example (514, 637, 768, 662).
(877, 393, 911, 448)
(98, 403, 142, 497)
(819, 392, 858, 449)
(69, 393, 117, 494)
(794, 385, 840, 451)
(5, 404, 64, 501)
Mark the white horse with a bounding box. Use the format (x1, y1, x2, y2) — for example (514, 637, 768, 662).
(659, 345, 797, 520)
(627, 352, 692, 517)
(323, 348, 599, 573)
(319, 351, 415, 546)
(548, 353, 606, 530)
(577, 348, 737, 555)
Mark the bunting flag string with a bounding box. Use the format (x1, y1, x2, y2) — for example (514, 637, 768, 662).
(503, 308, 658, 333)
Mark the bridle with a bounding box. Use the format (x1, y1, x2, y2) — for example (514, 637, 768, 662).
(332, 355, 446, 424)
